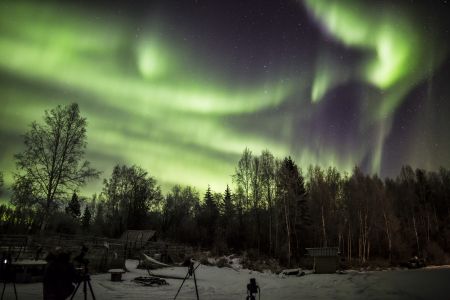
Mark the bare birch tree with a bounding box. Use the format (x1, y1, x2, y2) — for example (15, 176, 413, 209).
(14, 103, 99, 230)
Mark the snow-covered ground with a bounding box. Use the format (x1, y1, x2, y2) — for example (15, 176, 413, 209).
(7, 260, 450, 299)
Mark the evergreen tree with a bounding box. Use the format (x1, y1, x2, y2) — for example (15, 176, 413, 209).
(66, 192, 81, 219)
(204, 185, 219, 222)
(0, 172, 3, 197)
(82, 205, 91, 231)
(200, 185, 219, 246)
(221, 185, 236, 249)
(223, 185, 234, 220)
(276, 156, 309, 265)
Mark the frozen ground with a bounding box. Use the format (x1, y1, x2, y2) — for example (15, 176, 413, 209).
(7, 260, 450, 300)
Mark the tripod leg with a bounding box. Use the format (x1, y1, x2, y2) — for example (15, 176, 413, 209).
(87, 280, 96, 300)
(173, 271, 190, 300)
(84, 280, 87, 300)
(12, 281, 17, 300)
(71, 281, 82, 300)
(1, 281, 6, 300)
(193, 269, 199, 300)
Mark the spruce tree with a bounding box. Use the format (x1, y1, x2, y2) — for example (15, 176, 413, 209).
(82, 206, 91, 231)
(66, 192, 81, 219)
(223, 185, 234, 221)
(0, 172, 3, 197)
(202, 185, 219, 246)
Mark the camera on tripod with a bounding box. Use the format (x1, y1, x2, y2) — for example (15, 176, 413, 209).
(188, 260, 195, 277)
(73, 245, 89, 267)
(246, 278, 260, 300)
(70, 245, 96, 299)
(173, 258, 200, 300)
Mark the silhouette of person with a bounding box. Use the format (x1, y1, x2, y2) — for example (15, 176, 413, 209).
(43, 248, 78, 300)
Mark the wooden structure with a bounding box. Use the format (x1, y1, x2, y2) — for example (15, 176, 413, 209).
(141, 241, 195, 263)
(0, 234, 126, 274)
(121, 230, 157, 250)
(306, 247, 339, 274)
(0, 235, 29, 260)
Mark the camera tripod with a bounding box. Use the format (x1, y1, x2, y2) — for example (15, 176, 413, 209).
(1, 253, 17, 300)
(246, 278, 260, 300)
(1, 270, 17, 300)
(71, 262, 96, 300)
(173, 261, 200, 300)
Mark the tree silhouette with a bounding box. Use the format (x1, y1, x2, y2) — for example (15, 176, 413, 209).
(66, 192, 81, 219)
(260, 150, 276, 254)
(11, 175, 39, 210)
(276, 156, 308, 266)
(162, 185, 199, 243)
(82, 205, 91, 231)
(222, 185, 234, 222)
(103, 164, 162, 234)
(233, 148, 253, 210)
(0, 172, 3, 197)
(14, 103, 99, 230)
(3, 141, 450, 266)
(200, 185, 219, 246)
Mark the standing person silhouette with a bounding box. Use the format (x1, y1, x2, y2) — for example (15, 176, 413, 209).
(43, 248, 78, 300)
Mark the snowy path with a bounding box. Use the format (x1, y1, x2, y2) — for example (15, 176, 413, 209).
(6, 261, 450, 299)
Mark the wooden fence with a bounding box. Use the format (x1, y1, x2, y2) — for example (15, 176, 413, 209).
(0, 234, 125, 273)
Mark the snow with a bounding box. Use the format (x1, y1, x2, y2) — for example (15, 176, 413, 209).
(6, 260, 450, 299)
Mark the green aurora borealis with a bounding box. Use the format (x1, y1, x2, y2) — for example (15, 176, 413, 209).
(0, 0, 449, 198)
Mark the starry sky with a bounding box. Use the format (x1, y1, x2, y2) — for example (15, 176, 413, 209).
(0, 0, 449, 198)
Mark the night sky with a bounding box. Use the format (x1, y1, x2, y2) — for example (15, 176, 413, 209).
(1, 0, 449, 197)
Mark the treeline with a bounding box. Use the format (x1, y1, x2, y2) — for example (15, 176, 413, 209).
(2, 153, 450, 266)
(1, 103, 449, 267)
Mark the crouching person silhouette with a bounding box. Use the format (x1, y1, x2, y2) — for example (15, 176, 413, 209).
(43, 248, 78, 300)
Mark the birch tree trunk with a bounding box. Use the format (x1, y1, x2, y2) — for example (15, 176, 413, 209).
(383, 210, 392, 263)
(284, 195, 291, 266)
(412, 214, 420, 255)
(321, 205, 327, 247)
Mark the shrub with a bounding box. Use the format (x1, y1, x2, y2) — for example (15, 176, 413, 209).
(47, 211, 80, 234)
(425, 242, 447, 265)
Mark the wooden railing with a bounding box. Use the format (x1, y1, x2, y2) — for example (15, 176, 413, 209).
(0, 234, 126, 273)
